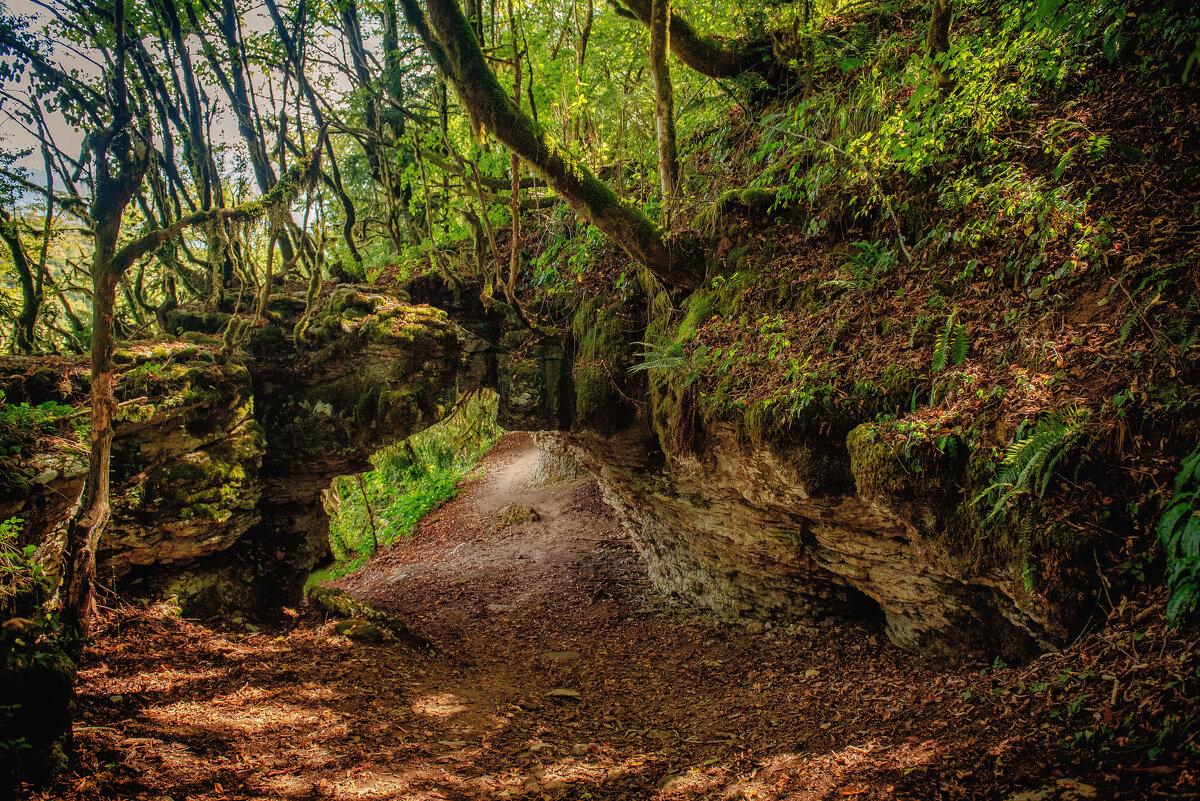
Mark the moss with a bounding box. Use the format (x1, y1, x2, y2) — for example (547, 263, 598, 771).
(119, 419, 264, 524)
(572, 305, 635, 431)
(739, 188, 778, 212)
(847, 423, 910, 499)
(573, 364, 613, 423)
(501, 328, 532, 351)
(677, 291, 713, 342)
(879, 364, 921, 403)
(309, 586, 431, 650)
(334, 619, 384, 642)
(167, 570, 249, 618)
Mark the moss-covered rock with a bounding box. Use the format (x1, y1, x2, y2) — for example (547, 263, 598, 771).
(847, 423, 912, 500)
(310, 586, 431, 650)
(497, 330, 572, 431)
(333, 618, 384, 642)
(571, 303, 639, 433)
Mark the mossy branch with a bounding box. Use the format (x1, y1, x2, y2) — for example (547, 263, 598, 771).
(109, 143, 323, 279)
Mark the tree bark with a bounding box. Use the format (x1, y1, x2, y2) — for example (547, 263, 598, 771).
(927, 0, 954, 92)
(611, 0, 792, 88)
(0, 208, 39, 353)
(400, 0, 702, 289)
(649, 0, 678, 212)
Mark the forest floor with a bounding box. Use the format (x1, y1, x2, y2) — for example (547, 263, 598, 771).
(26, 433, 1198, 801)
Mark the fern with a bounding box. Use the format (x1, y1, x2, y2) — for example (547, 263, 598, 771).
(629, 338, 688, 375)
(974, 407, 1090, 524)
(932, 309, 969, 373)
(951, 321, 969, 367)
(1159, 442, 1200, 626)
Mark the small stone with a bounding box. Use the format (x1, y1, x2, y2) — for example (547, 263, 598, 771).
(500, 505, 541, 525)
(543, 650, 582, 661)
(657, 773, 682, 790)
(334, 619, 383, 642)
(546, 688, 581, 701)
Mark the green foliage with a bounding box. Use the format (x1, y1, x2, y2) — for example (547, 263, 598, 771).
(0, 390, 76, 455)
(932, 309, 968, 374)
(822, 241, 897, 294)
(1158, 442, 1200, 626)
(0, 517, 46, 620)
(974, 407, 1091, 524)
(0, 390, 82, 497)
(324, 391, 502, 575)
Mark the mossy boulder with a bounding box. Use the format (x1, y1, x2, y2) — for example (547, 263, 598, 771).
(310, 586, 431, 650)
(847, 423, 912, 500)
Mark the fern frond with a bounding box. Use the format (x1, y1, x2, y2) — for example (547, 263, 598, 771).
(975, 407, 1090, 523)
(951, 323, 969, 367)
(629, 338, 687, 374)
(932, 311, 955, 373)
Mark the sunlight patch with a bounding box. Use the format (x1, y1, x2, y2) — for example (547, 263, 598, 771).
(411, 691, 469, 717)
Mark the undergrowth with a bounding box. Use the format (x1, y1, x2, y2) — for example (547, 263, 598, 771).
(1159, 441, 1200, 625)
(319, 391, 503, 580)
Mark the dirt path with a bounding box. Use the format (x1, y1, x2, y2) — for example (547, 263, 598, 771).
(35, 433, 1194, 800)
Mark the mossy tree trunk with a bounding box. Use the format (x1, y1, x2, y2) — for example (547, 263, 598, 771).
(649, 0, 678, 216)
(61, 1, 146, 633)
(400, 0, 703, 290)
(612, 0, 794, 89)
(927, 0, 954, 92)
(0, 207, 40, 353)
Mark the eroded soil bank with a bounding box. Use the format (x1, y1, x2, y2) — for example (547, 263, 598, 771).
(24, 434, 1197, 800)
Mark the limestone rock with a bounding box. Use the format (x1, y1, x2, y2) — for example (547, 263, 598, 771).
(500, 504, 541, 525)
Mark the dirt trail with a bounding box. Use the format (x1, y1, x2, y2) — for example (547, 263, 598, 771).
(38, 433, 1188, 801)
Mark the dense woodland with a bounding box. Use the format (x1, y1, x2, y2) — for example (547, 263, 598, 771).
(1, 0, 1199, 797)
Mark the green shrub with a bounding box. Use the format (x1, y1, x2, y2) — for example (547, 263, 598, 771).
(323, 391, 503, 575)
(1159, 443, 1200, 626)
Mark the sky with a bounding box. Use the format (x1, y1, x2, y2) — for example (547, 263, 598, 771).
(0, 0, 301, 211)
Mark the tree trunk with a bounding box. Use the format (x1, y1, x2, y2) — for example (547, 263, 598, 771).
(401, 0, 702, 289)
(61, 197, 128, 635)
(650, 0, 678, 214)
(614, 0, 792, 88)
(0, 209, 39, 353)
(356, 474, 380, 554)
(927, 0, 954, 91)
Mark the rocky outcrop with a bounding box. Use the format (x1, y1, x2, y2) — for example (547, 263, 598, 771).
(2, 283, 486, 618)
(535, 416, 1085, 661)
(3, 275, 1091, 655)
